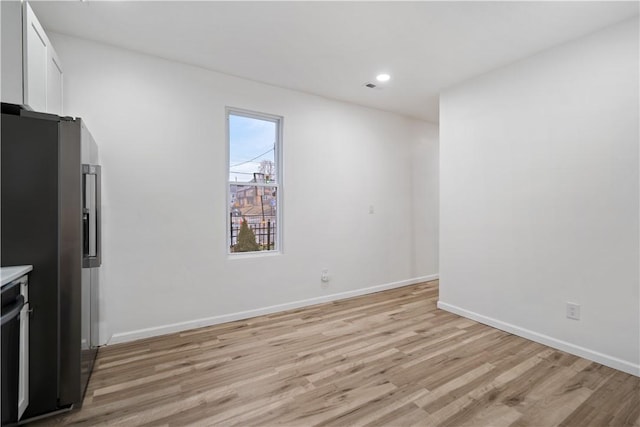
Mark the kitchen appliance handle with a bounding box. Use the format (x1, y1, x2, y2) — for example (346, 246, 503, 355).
(83, 208, 90, 257)
(1, 295, 24, 326)
(95, 165, 102, 266)
(82, 164, 102, 267)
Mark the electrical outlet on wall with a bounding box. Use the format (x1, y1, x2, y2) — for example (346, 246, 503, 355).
(321, 269, 329, 284)
(566, 302, 581, 320)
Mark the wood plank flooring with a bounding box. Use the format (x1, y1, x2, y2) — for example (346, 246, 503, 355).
(38, 281, 639, 426)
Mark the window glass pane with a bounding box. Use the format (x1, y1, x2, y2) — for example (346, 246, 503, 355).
(230, 184, 277, 252)
(229, 114, 277, 183)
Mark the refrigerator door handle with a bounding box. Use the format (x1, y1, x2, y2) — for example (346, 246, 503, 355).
(82, 164, 102, 268)
(83, 207, 90, 258)
(95, 165, 102, 267)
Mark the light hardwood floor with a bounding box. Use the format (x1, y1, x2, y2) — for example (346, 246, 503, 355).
(39, 281, 639, 426)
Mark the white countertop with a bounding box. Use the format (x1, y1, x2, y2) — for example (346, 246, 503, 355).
(1, 265, 33, 286)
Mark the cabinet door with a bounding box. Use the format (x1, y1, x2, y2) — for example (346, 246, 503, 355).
(47, 47, 63, 116)
(23, 2, 47, 112)
(1, 0, 24, 105)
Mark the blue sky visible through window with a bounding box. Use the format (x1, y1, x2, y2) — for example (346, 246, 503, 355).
(229, 114, 276, 183)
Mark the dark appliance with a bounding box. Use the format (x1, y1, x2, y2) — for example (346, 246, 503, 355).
(1, 279, 25, 426)
(1, 103, 102, 421)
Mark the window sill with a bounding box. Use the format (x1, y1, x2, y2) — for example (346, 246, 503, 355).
(228, 251, 282, 260)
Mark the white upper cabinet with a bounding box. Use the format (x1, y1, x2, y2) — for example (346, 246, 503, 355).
(24, 2, 48, 113)
(1, 1, 63, 115)
(1, 1, 24, 105)
(47, 49, 64, 116)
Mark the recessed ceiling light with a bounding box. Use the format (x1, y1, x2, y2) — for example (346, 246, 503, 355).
(376, 74, 391, 82)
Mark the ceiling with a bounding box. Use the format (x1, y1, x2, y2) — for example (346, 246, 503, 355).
(32, 1, 639, 123)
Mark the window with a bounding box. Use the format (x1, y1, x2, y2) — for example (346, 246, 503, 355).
(227, 108, 282, 254)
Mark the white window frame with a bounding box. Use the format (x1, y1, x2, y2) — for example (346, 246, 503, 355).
(226, 107, 283, 256)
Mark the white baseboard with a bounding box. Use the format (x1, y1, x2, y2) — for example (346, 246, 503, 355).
(437, 301, 639, 377)
(108, 274, 439, 345)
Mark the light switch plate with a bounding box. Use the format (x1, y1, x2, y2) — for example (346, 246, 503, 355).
(566, 302, 580, 320)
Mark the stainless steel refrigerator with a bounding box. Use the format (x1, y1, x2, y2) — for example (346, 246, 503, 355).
(1, 103, 101, 421)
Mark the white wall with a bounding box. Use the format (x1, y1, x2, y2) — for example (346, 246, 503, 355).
(439, 18, 639, 375)
(411, 122, 439, 278)
(50, 33, 439, 344)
